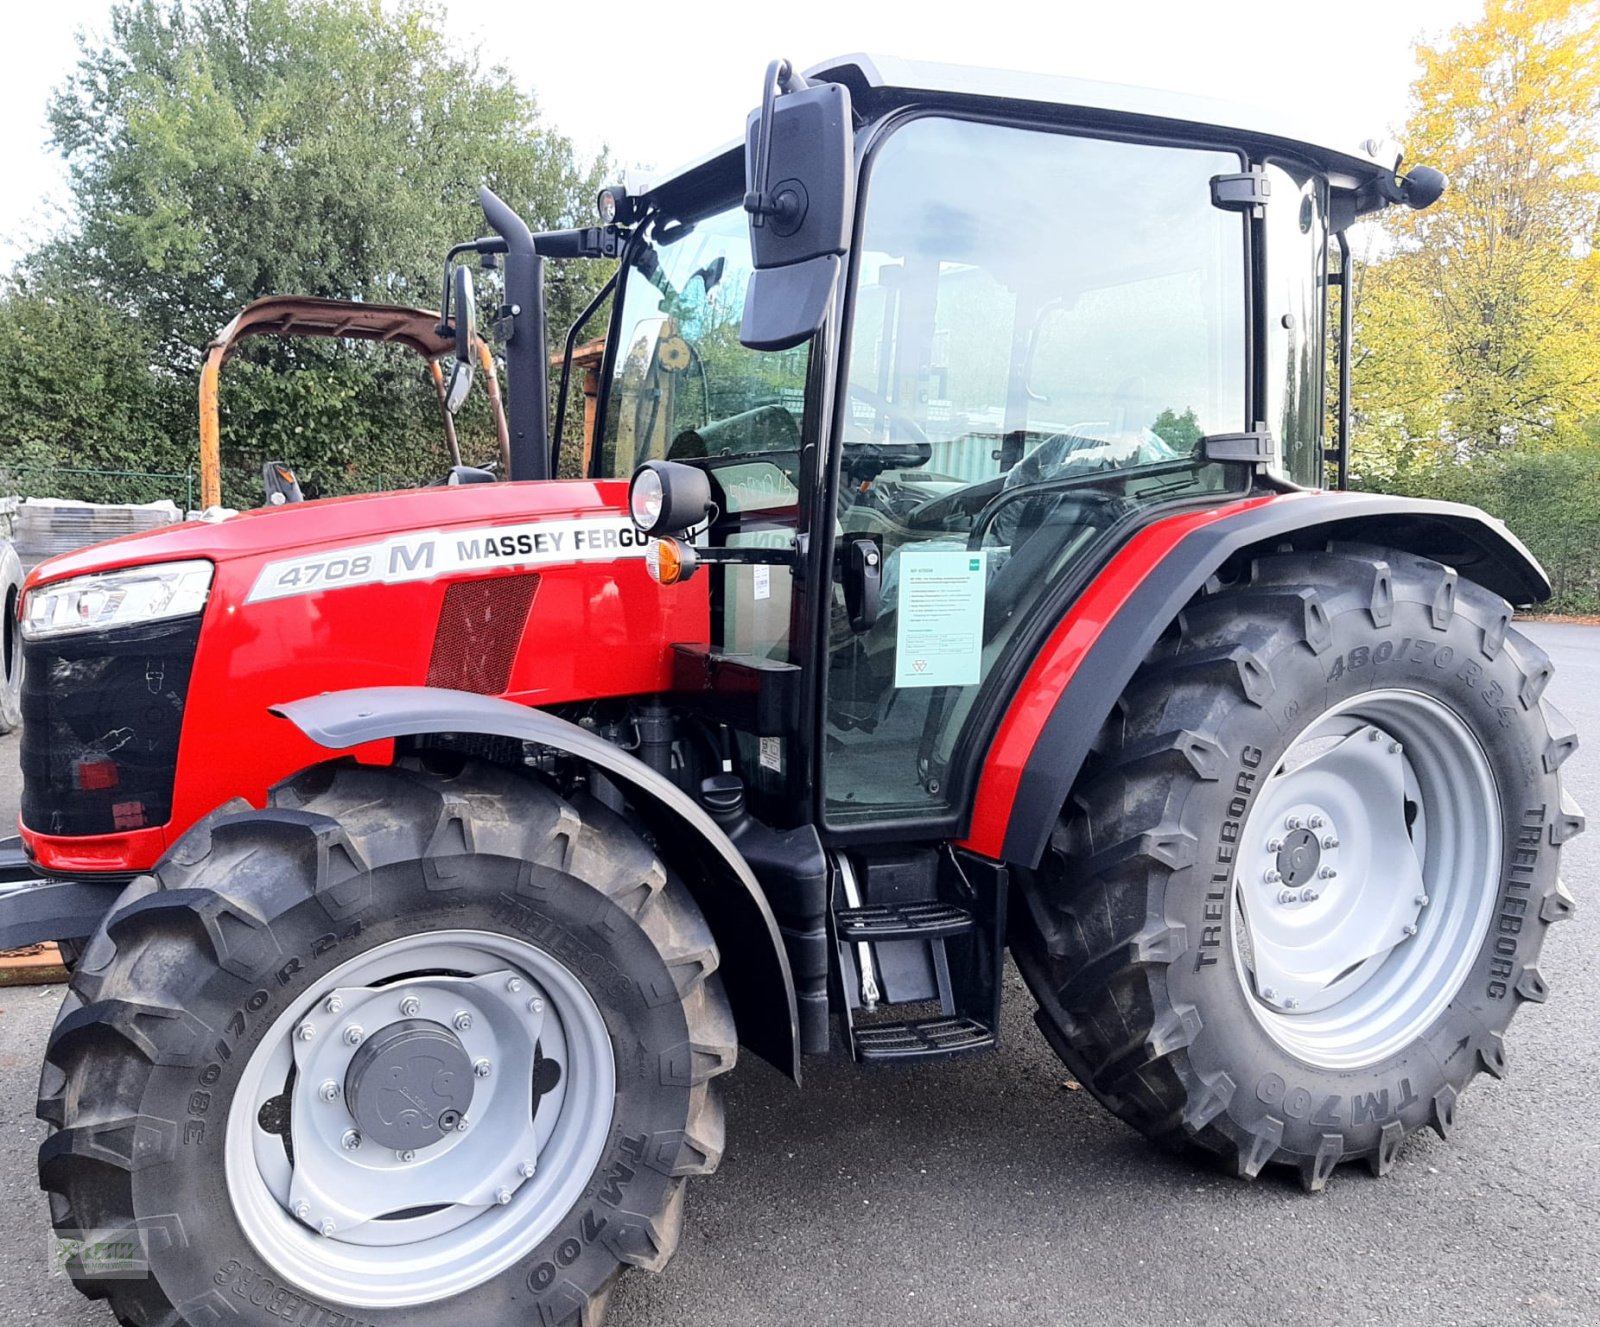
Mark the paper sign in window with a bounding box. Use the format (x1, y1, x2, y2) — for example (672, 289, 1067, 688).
(894, 550, 986, 689)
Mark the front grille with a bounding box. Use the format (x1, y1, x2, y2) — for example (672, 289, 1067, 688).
(19, 616, 201, 837)
(426, 574, 538, 695)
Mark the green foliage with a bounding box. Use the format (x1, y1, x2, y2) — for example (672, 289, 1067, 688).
(1354, 0, 1600, 463)
(1, 0, 608, 501)
(1356, 423, 1600, 614)
(1151, 407, 1202, 450)
(1348, 0, 1600, 614)
(0, 271, 189, 477)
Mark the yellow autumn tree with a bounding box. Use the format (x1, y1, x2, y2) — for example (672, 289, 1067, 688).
(1353, 0, 1600, 479)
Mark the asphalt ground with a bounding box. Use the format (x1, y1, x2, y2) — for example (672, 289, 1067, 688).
(0, 621, 1596, 1326)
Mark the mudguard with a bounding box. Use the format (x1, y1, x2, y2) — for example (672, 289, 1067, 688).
(272, 685, 801, 1082)
(963, 490, 1550, 867)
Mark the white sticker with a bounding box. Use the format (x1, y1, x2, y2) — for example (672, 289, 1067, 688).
(759, 736, 782, 772)
(753, 564, 771, 601)
(894, 549, 987, 689)
(246, 516, 651, 603)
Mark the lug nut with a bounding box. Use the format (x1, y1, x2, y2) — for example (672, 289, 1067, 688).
(507, 977, 524, 994)
(519, 1160, 536, 1179)
(296, 1022, 317, 1042)
(1369, 728, 1382, 741)
(341, 1130, 362, 1151)
(453, 1011, 473, 1032)
(474, 1058, 492, 1079)
(528, 997, 545, 1015)
(318, 1080, 339, 1103)
(1266, 837, 1284, 853)
(1265, 869, 1283, 884)
(1277, 888, 1297, 904)
(343, 1025, 364, 1047)
(495, 1187, 513, 1206)
(1323, 835, 1339, 850)
(399, 995, 421, 1017)
(323, 995, 343, 1015)
(1284, 997, 1300, 1010)
(1390, 741, 1403, 755)
(1260, 987, 1278, 1001)
(1402, 923, 1418, 937)
(1319, 867, 1337, 880)
(1285, 816, 1302, 831)
(457, 1115, 471, 1131)
(1300, 888, 1320, 903)
(294, 1200, 310, 1221)
(397, 1149, 415, 1163)
(319, 1219, 336, 1237)
(1415, 893, 1430, 907)
(1308, 814, 1325, 830)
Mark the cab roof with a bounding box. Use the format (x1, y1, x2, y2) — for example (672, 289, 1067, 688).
(642, 52, 1402, 213)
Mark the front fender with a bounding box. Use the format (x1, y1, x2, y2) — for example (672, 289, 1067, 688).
(272, 685, 800, 1082)
(963, 490, 1550, 868)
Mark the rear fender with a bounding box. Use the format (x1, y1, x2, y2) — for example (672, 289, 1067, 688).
(964, 491, 1550, 868)
(271, 685, 800, 1082)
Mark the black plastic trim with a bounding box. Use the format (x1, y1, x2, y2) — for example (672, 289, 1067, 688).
(999, 491, 1551, 866)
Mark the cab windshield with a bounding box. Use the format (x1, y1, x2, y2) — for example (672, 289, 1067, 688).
(596, 207, 809, 480)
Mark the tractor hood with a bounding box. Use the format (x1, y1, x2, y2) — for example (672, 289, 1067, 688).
(23, 480, 635, 589)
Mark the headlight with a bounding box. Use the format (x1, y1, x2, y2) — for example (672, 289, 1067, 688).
(21, 560, 214, 641)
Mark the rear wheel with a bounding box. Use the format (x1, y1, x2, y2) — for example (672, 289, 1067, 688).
(37, 758, 734, 1324)
(1014, 544, 1582, 1189)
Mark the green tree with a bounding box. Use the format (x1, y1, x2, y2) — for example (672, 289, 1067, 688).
(1353, 0, 1600, 474)
(3, 0, 608, 504)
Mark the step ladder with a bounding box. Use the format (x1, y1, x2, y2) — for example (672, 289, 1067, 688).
(832, 851, 1006, 1064)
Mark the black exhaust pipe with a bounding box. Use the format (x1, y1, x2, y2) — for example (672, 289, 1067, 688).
(479, 186, 550, 482)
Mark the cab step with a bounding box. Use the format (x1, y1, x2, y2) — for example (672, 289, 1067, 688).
(854, 1015, 996, 1062)
(834, 900, 976, 942)
(832, 849, 1008, 1066)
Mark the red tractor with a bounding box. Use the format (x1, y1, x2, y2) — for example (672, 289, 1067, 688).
(0, 55, 1580, 1327)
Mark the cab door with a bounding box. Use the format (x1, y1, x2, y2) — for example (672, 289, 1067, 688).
(820, 116, 1252, 835)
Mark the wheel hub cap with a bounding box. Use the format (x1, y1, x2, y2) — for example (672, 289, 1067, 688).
(344, 1018, 475, 1151)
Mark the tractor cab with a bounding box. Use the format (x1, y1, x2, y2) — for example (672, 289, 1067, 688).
(592, 55, 1432, 835)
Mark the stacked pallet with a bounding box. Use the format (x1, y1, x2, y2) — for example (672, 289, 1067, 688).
(9, 497, 182, 573)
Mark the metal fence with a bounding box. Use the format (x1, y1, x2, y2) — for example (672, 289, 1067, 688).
(0, 466, 197, 512)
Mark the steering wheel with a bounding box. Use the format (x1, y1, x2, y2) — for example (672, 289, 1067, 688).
(844, 383, 931, 448)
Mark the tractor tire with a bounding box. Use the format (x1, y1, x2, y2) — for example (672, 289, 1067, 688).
(1013, 544, 1581, 1190)
(0, 539, 23, 733)
(37, 757, 734, 1326)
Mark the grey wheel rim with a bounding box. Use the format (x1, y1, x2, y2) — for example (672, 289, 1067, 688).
(225, 929, 616, 1307)
(1232, 689, 1501, 1070)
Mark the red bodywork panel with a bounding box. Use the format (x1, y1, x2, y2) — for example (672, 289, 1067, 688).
(21, 481, 709, 874)
(958, 494, 1280, 861)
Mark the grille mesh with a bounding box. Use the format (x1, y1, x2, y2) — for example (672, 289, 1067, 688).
(426, 574, 539, 695)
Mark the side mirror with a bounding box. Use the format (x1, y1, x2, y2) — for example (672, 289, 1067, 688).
(740, 59, 855, 352)
(444, 263, 475, 415)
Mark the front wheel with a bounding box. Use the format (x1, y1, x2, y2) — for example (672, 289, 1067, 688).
(37, 759, 734, 1324)
(1014, 544, 1582, 1189)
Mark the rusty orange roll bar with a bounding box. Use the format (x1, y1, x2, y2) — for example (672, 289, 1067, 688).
(197, 295, 509, 509)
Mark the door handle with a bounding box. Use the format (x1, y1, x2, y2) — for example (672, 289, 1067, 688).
(844, 537, 882, 632)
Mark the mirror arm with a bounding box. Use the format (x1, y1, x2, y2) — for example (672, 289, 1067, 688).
(744, 58, 809, 227)
(438, 237, 508, 337)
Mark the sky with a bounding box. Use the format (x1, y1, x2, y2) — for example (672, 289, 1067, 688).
(0, 0, 1485, 271)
